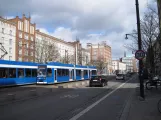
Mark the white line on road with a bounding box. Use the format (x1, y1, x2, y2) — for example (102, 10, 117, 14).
(69, 78, 132, 120)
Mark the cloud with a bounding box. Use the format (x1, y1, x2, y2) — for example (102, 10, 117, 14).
(0, 0, 157, 59)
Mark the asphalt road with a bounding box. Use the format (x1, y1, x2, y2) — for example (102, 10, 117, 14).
(0, 75, 137, 120)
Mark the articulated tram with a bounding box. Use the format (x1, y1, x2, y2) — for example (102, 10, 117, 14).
(36, 62, 97, 84)
(0, 60, 97, 86)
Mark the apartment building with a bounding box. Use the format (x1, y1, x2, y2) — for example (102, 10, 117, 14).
(112, 60, 127, 74)
(87, 41, 112, 74)
(0, 17, 16, 60)
(121, 57, 137, 72)
(8, 14, 36, 62)
(36, 30, 75, 64)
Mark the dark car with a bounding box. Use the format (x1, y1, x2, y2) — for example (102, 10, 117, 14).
(89, 75, 108, 87)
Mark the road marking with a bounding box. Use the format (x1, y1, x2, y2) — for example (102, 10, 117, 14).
(69, 78, 132, 120)
(60, 94, 79, 99)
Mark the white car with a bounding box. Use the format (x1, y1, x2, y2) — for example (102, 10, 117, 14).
(116, 74, 125, 80)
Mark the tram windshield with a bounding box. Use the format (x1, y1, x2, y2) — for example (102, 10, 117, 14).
(37, 65, 47, 77)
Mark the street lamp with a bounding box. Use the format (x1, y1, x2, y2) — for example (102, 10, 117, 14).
(124, 0, 144, 99)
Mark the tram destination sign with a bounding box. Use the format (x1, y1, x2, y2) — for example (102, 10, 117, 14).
(135, 50, 145, 60)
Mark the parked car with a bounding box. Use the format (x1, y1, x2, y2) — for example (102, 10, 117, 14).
(89, 75, 108, 87)
(116, 74, 125, 80)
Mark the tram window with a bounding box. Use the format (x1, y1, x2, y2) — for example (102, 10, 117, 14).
(57, 69, 62, 76)
(76, 70, 81, 76)
(18, 69, 24, 78)
(32, 69, 37, 77)
(92, 70, 96, 75)
(65, 69, 69, 76)
(47, 68, 52, 77)
(25, 69, 31, 77)
(9, 68, 16, 78)
(84, 70, 88, 75)
(62, 69, 65, 76)
(0, 68, 9, 78)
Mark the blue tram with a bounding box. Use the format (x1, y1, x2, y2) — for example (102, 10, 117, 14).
(36, 62, 97, 84)
(0, 60, 97, 86)
(0, 60, 37, 86)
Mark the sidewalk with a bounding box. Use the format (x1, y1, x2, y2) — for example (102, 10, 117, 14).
(126, 86, 161, 120)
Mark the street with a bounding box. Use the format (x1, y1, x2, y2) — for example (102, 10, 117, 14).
(0, 75, 137, 120)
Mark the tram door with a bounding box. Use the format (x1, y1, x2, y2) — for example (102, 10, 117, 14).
(81, 70, 84, 80)
(89, 70, 92, 79)
(54, 69, 57, 83)
(69, 69, 73, 81)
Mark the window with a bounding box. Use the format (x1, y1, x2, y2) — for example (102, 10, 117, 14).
(47, 68, 52, 77)
(26, 44, 29, 48)
(9, 68, 16, 78)
(19, 49, 22, 54)
(9, 39, 12, 45)
(2, 28, 4, 33)
(30, 36, 33, 41)
(18, 69, 24, 78)
(19, 40, 22, 46)
(30, 52, 33, 56)
(1, 37, 4, 44)
(10, 30, 12, 35)
(9, 56, 12, 60)
(57, 69, 69, 76)
(30, 44, 33, 49)
(18, 57, 22, 61)
(9, 47, 12, 54)
(76, 70, 81, 76)
(0, 68, 8, 78)
(19, 32, 22, 38)
(25, 51, 28, 56)
(24, 34, 28, 40)
(25, 69, 31, 77)
(84, 70, 88, 75)
(32, 69, 37, 77)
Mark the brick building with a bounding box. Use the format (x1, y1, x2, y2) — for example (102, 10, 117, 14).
(87, 41, 112, 74)
(8, 14, 36, 62)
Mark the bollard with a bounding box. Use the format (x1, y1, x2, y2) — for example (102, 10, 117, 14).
(7, 94, 15, 101)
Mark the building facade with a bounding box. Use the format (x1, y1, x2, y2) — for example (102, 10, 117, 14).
(8, 14, 36, 62)
(112, 60, 127, 74)
(121, 57, 137, 72)
(0, 17, 16, 60)
(87, 41, 112, 74)
(36, 30, 75, 64)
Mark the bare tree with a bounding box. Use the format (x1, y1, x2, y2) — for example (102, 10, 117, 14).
(92, 56, 106, 74)
(35, 39, 60, 63)
(125, 6, 160, 73)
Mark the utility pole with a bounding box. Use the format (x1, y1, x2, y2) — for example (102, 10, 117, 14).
(135, 0, 144, 99)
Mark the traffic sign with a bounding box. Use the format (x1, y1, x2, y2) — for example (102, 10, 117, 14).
(135, 50, 145, 60)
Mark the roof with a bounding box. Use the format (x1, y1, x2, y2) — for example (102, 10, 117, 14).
(36, 30, 75, 47)
(0, 60, 37, 66)
(0, 17, 16, 26)
(47, 62, 74, 67)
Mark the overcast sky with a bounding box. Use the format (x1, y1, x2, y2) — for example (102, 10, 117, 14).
(0, 0, 157, 59)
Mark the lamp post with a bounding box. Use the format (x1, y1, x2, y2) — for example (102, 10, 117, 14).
(124, 0, 144, 99)
(135, 0, 144, 99)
